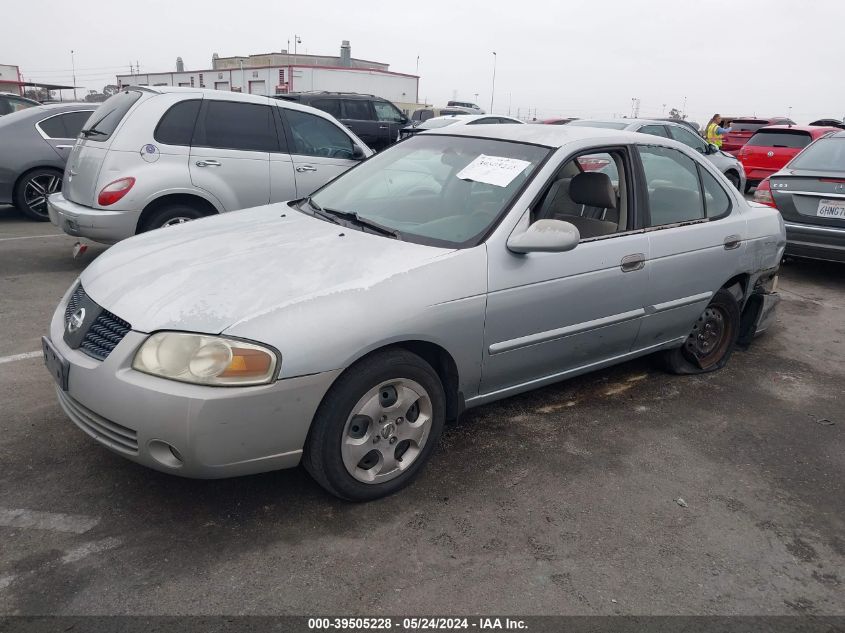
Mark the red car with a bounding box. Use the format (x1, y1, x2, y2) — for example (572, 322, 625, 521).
(738, 125, 840, 191)
(536, 117, 578, 125)
(720, 117, 794, 155)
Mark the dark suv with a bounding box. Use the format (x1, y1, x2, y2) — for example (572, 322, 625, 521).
(274, 92, 410, 151)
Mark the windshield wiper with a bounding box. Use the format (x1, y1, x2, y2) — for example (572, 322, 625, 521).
(299, 196, 342, 225)
(80, 128, 107, 138)
(320, 208, 401, 239)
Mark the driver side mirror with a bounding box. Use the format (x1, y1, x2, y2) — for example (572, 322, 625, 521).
(352, 144, 367, 160)
(706, 143, 719, 155)
(507, 219, 580, 254)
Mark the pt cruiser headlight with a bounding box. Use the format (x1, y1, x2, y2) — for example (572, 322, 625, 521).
(132, 332, 279, 386)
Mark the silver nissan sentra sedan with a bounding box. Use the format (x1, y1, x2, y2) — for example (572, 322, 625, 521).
(43, 124, 785, 501)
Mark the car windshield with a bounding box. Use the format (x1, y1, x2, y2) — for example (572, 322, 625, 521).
(568, 120, 629, 130)
(308, 134, 550, 248)
(746, 130, 812, 149)
(788, 138, 845, 171)
(418, 118, 463, 130)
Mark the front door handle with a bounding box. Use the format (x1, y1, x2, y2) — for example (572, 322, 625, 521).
(195, 160, 221, 167)
(296, 165, 317, 173)
(723, 235, 742, 250)
(379, 125, 389, 129)
(621, 253, 646, 272)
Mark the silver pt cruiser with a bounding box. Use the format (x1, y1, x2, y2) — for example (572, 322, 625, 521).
(44, 125, 785, 501)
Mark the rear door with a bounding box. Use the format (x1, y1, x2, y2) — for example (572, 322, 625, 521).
(372, 100, 407, 146)
(341, 99, 380, 148)
(36, 110, 95, 162)
(63, 89, 145, 206)
(280, 107, 360, 196)
(189, 99, 274, 211)
(633, 145, 746, 349)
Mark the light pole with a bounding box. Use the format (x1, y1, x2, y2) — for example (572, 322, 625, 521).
(490, 52, 497, 113)
(416, 56, 420, 73)
(70, 50, 77, 100)
(239, 60, 245, 93)
(294, 35, 302, 55)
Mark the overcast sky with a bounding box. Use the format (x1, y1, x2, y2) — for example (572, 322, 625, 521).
(5, 0, 844, 124)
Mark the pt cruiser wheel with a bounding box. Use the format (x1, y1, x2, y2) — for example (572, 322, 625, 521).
(304, 349, 445, 501)
(660, 288, 740, 374)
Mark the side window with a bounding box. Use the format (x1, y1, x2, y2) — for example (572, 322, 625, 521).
(639, 124, 670, 138)
(154, 100, 201, 146)
(310, 98, 342, 119)
(373, 101, 404, 123)
(342, 99, 373, 121)
(699, 166, 731, 218)
(669, 125, 707, 154)
(285, 109, 355, 159)
(60, 111, 93, 138)
(195, 101, 279, 152)
(639, 146, 704, 226)
(38, 115, 69, 139)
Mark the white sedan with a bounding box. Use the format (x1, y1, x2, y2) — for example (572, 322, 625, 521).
(402, 114, 524, 139)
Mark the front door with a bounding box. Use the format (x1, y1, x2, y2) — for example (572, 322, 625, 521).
(481, 147, 649, 396)
(281, 108, 360, 197)
(189, 99, 274, 211)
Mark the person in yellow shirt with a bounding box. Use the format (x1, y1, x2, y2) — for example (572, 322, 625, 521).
(705, 114, 732, 148)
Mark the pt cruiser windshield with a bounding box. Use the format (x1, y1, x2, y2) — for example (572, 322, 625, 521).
(307, 135, 550, 247)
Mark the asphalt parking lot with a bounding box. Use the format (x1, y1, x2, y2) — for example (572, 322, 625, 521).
(0, 204, 843, 616)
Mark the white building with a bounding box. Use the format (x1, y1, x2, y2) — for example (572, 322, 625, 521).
(116, 41, 420, 111)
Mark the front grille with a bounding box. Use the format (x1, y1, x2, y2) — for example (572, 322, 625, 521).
(64, 284, 131, 361)
(80, 311, 131, 360)
(56, 388, 139, 454)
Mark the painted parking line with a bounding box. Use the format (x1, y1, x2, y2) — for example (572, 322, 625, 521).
(0, 234, 66, 242)
(0, 351, 41, 365)
(0, 508, 99, 534)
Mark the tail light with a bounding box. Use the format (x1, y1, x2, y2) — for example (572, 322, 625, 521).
(753, 178, 776, 208)
(98, 177, 136, 206)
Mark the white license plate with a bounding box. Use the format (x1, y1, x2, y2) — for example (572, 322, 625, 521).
(817, 198, 845, 218)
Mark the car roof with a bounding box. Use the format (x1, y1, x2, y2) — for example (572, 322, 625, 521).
(423, 122, 650, 148)
(759, 124, 840, 133)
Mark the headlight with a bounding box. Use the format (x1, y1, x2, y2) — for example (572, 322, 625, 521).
(132, 332, 279, 386)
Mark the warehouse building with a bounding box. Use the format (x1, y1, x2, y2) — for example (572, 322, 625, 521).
(115, 41, 421, 112)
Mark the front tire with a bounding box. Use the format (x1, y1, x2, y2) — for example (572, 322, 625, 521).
(725, 171, 741, 191)
(13, 168, 62, 221)
(303, 349, 446, 501)
(659, 288, 740, 375)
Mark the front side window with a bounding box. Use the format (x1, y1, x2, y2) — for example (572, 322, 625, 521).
(670, 125, 708, 153)
(194, 101, 278, 152)
(285, 109, 354, 159)
(373, 101, 404, 123)
(154, 100, 200, 146)
(80, 89, 142, 141)
(639, 146, 704, 226)
(311, 98, 342, 119)
(342, 99, 372, 121)
(309, 134, 549, 247)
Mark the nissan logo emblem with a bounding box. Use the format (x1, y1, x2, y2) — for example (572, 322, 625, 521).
(67, 307, 86, 333)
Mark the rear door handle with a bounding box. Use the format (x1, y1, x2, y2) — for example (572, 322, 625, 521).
(378, 124, 389, 129)
(195, 160, 221, 167)
(296, 165, 317, 173)
(723, 235, 742, 250)
(620, 253, 646, 272)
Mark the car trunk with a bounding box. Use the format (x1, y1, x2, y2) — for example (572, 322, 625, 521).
(62, 89, 147, 207)
(739, 130, 812, 177)
(771, 171, 845, 228)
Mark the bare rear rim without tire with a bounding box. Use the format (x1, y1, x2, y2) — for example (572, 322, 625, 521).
(341, 378, 433, 484)
(682, 305, 734, 369)
(23, 174, 61, 218)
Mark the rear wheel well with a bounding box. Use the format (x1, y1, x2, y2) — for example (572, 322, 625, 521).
(137, 194, 217, 232)
(722, 274, 749, 301)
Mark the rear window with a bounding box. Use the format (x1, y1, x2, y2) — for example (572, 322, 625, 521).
(80, 89, 143, 141)
(788, 138, 845, 171)
(568, 120, 629, 130)
(418, 118, 461, 130)
(746, 130, 812, 149)
(729, 120, 768, 133)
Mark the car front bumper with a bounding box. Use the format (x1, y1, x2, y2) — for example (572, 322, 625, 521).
(47, 292, 340, 478)
(47, 192, 140, 244)
(783, 221, 845, 263)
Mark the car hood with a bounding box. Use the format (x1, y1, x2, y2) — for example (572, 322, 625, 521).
(80, 204, 454, 334)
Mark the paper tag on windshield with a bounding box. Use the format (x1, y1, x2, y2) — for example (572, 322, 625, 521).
(456, 155, 531, 188)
